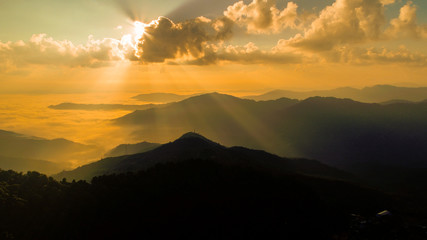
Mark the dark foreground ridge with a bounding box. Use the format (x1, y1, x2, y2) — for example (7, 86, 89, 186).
(2, 159, 424, 239)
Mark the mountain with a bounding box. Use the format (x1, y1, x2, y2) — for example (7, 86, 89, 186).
(271, 97, 427, 168)
(104, 141, 161, 157)
(113, 93, 427, 171)
(54, 132, 351, 181)
(245, 85, 427, 103)
(2, 161, 408, 239)
(0, 130, 102, 168)
(115, 92, 299, 151)
(0, 155, 67, 174)
(379, 99, 415, 105)
(132, 92, 199, 103)
(48, 102, 159, 111)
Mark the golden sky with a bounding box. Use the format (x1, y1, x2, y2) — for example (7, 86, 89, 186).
(0, 0, 427, 93)
(0, 0, 427, 166)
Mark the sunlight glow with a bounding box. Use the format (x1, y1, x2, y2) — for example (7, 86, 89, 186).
(119, 21, 150, 59)
(134, 21, 147, 39)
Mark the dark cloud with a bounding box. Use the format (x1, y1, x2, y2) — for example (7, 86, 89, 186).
(136, 16, 233, 63)
(174, 42, 305, 65)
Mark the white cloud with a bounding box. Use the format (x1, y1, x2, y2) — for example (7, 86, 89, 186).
(224, 0, 299, 34)
(386, 1, 427, 39)
(0, 34, 128, 69)
(318, 45, 427, 66)
(284, 0, 386, 51)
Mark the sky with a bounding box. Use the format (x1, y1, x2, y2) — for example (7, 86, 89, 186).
(0, 0, 427, 94)
(0, 0, 426, 156)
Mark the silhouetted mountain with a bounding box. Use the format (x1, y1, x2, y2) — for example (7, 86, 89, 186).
(104, 141, 161, 158)
(0, 130, 102, 168)
(48, 102, 159, 111)
(113, 94, 427, 171)
(3, 161, 414, 239)
(55, 132, 350, 181)
(246, 85, 427, 103)
(272, 97, 427, 168)
(132, 92, 198, 103)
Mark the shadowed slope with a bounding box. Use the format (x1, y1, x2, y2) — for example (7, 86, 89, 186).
(104, 141, 161, 158)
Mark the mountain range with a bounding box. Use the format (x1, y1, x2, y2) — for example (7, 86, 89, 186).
(55, 132, 351, 181)
(113, 92, 427, 170)
(0, 130, 102, 173)
(245, 85, 427, 103)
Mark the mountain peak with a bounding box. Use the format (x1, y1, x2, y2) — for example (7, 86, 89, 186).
(179, 132, 210, 141)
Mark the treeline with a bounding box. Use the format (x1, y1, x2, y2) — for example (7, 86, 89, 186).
(0, 160, 423, 239)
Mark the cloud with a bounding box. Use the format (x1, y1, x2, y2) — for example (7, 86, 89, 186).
(135, 16, 233, 63)
(0, 34, 128, 69)
(320, 45, 427, 66)
(1, 0, 426, 69)
(386, 1, 427, 39)
(175, 42, 306, 65)
(380, 0, 396, 5)
(224, 0, 299, 34)
(284, 0, 386, 51)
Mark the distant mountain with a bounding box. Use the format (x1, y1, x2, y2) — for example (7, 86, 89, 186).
(113, 93, 427, 170)
(55, 132, 350, 181)
(379, 99, 415, 105)
(104, 141, 161, 158)
(0, 130, 102, 167)
(271, 97, 427, 168)
(49, 102, 159, 111)
(245, 85, 427, 103)
(132, 93, 199, 103)
(116, 93, 299, 150)
(0, 155, 66, 174)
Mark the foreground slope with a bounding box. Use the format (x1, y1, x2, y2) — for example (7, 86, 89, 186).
(55, 132, 350, 181)
(2, 162, 412, 239)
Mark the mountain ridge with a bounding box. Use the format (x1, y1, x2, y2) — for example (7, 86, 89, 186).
(245, 85, 427, 103)
(54, 132, 351, 181)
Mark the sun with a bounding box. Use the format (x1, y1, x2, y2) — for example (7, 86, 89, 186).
(134, 21, 147, 39)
